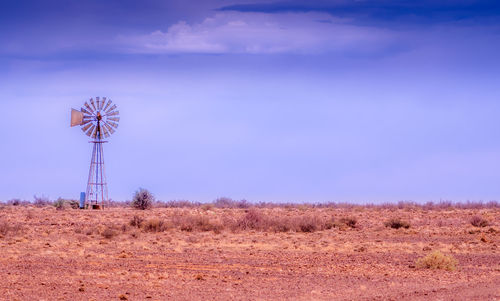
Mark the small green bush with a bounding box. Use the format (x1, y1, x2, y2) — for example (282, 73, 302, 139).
(415, 250, 458, 271)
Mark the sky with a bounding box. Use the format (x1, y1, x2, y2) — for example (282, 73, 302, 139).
(1, 0, 500, 203)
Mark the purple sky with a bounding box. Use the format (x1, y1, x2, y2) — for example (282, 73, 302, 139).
(1, 0, 500, 203)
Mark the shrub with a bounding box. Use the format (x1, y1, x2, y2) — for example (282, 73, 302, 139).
(53, 198, 70, 210)
(0, 221, 10, 236)
(131, 188, 154, 210)
(415, 251, 458, 271)
(470, 216, 489, 227)
(213, 197, 250, 209)
(338, 217, 357, 228)
(8, 199, 20, 206)
(33, 195, 51, 207)
(173, 215, 222, 233)
(129, 215, 144, 228)
(384, 218, 410, 229)
(297, 215, 321, 232)
(0, 221, 23, 237)
(236, 209, 265, 230)
(101, 227, 117, 239)
(142, 218, 167, 232)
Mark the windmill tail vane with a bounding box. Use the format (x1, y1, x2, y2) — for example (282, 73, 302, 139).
(70, 97, 120, 209)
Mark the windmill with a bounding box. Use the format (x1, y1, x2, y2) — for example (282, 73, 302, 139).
(70, 97, 119, 209)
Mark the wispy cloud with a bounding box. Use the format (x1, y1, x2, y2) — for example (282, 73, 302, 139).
(117, 12, 395, 54)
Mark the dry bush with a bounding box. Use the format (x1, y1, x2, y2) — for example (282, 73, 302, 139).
(470, 216, 490, 227)
(236, 209, 265, 230)
(101, 226, 118, 239)
(173, 215, 222, 233)
(200, 204, 214, 211)
(142, 218, 168, 232)
(337, 217, 357, 228)
(296, 215, 321, 232)
(415, 251, 458, 271)
(129, 215, 144, 228)
(0, 220, 22, 236)
(384, 218, 410, 229)
(213, 197, 250, 209)
(33, 195, 52, 207)
(131, 188, 154, 210)
(232, 209, 329, 233)
(159, 200, 201, 208)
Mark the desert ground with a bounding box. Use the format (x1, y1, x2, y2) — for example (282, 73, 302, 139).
(0, 204, 498, 300)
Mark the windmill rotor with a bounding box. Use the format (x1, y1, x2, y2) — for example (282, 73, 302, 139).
(70, 97, 119, 209)
(71, 97, 120, 138)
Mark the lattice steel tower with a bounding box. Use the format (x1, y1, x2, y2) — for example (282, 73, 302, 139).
(70, 97, 120, 209)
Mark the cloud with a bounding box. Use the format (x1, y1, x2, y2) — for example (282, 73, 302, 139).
(219, 1, 500, 26)
(117, 11, 396, 54)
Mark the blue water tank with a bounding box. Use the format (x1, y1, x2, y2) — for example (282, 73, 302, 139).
(79, 192, 85, 209)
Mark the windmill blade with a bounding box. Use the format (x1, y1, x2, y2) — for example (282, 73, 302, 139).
(89, 98, 97, 111)
(106, 110, 120, 117)
(108, 121, 119, 128)
(100, 97, 107, 110)
(84, 102, 95, 114)
(107, 117, 120, 122)
(91, 125, 98, 138)
(81, 107, 92, 115)
(103, 99, 112, 112)
(104, 122, 115, 134)
(105, 104, 117, 114)
(81, 122, 93, 132)
(95, 97, 101, 110)
(101, 124, 110, 138)
(85, 124, 96, 137)
(81, 119, 92, 126)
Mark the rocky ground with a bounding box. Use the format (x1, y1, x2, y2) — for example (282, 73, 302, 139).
(0, 206, 498, 300)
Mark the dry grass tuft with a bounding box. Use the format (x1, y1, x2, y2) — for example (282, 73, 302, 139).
(129, 215, 144, 228)
(470, 216, 490, 227)
(415, 250, 458, 271)
(337, 217, 357, 228)
(142, 218, 168, 232)
(101, 226, 118, 239)
(173, 215, 222, 233)
(0, 220, 23, 237)
(384, 218, 410, 229)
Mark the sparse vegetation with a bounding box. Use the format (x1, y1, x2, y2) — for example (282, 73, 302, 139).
(53, 198, 70, 210)
(415, 251, 458, 271)
(33, 195, 52, 207)
(384, 218, 410, 229)
(337, 217, 357, 228)
(101, 226, 118, 239)
(142, 218, 168, 232)
(0, 205, 497, 300)
(129, 215, 144, 228)
(131, 188, 155, 210)
(470, 215, 490, 227)
(0, 220, 22, 236)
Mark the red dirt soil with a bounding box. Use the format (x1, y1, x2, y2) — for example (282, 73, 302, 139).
(0, 206, 498, 300)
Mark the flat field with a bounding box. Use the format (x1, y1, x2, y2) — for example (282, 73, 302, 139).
(0, 206, 498, 300)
